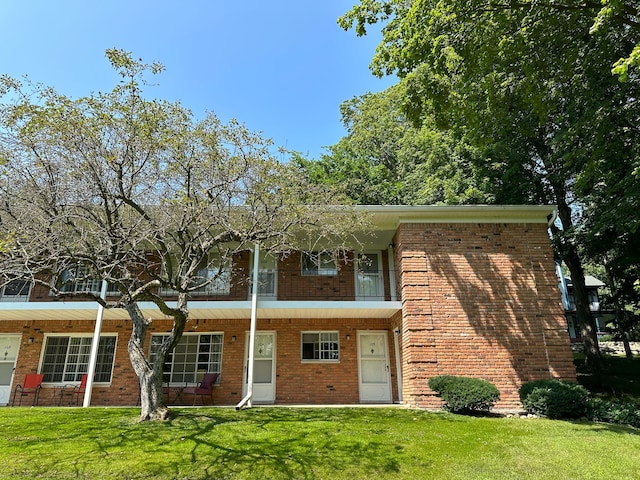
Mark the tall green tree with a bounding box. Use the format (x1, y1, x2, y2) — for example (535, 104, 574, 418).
(0, 50, 362, 420)
(297, 84, 494, 205)
(339, 0, 640, 367)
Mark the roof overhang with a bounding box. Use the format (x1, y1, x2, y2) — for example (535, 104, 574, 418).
(0, 300, 402, 322)
(354, 204, 556, 249)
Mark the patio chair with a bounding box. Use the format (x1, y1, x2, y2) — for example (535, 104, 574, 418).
(181, 373, 218, 405)
(72, 374, 88, 405)
(11, 373, 45, 406)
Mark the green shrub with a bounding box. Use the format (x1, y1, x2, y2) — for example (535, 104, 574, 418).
(587, 397, 640, 428)
(428, 375, 500, 414)
(519, 380, 589, 419)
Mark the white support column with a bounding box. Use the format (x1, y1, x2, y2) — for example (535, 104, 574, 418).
(236, 243, 260, 410)
(83, 279, 108, 407)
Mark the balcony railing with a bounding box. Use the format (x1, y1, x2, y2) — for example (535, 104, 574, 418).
(3, 270, 398, 303)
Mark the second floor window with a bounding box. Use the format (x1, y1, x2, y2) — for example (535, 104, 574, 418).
(59, 266, 101, 294)
(301, 252, 337, 276)
(160, 260, 231, 296)
(0, 279, 31, 302)
(58, 266, 119, 295)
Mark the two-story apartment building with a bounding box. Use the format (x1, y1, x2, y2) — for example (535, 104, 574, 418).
(0, 205, 576, 410)
(555, 266, 612, 341)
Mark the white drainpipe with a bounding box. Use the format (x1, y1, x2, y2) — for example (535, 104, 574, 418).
(236, 243, 260, 410)
(393, 327, 403, 402)
(83, 279, 108, 407)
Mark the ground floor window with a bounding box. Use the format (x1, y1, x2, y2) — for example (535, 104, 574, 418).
(41, 335, 116, 383)
(149, 333, 223, 384)
(301, 331, 339, 361)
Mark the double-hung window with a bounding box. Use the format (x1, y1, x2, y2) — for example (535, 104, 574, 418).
(149, 333, 223, 384)
(40, 335, 117, 383)
(301, 252, 337, 276)
(301, 332, 339, 361)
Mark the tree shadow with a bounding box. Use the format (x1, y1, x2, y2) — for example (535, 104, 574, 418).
(418, 224, 574, 401)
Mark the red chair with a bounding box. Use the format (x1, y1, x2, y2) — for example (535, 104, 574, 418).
(11, 373, 45, 406)
(180, 373, 218, 405)
(73, 374, 88, 405)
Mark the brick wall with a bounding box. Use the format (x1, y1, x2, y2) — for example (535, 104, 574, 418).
(395, 222, 576, 410)
(2, 316, 399, 406)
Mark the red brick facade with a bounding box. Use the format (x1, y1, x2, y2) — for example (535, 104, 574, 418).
(0, 208, 576, 410)
(395, 222, 575, 409)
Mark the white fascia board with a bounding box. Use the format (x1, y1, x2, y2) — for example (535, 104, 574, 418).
(358, 205, 556, 229)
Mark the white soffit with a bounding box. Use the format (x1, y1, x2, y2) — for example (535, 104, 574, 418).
(361, 205, 555, 229)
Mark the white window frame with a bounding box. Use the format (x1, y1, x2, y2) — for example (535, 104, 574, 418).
(301, 252, 337, 276)
(39, 334, 117, 384)
(301, 331, 340, 362)
(160, 260, 231, 297)
(56, 266, 119, 295)
(149, 333, 223, 385)
(0, 279, 32, 302)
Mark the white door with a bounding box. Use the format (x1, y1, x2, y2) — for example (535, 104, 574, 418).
(358, 331, 392, 403)
(355, 253, 384, 300)
(0, 336, 21, 405)
(243, 332, 276, 404)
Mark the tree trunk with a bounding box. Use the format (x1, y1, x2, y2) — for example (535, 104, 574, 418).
(564, 248, 602, 369)
(124, 296, 190, 421)
(125, 304, 171, 421)
(605, 266, 634, 359)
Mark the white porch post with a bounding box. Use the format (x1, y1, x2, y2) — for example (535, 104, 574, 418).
(236, 243, 260, 410)
(83, 279, 108, 407)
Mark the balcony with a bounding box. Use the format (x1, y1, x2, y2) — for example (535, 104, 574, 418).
(0, 269, 401, 322)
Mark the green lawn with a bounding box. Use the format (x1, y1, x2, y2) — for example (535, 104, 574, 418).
(1, 406, 639, 480)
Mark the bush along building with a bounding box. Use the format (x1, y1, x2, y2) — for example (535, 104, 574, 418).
(0, 205, 576, 410)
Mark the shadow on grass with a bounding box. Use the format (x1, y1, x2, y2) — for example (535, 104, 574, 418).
(3, 406, 640, 479)
(5, 408, 406, 479)
(575, 353, 640, 403)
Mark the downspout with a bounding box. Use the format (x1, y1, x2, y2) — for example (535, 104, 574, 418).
(83, 279, 108, 407)
(393, 328, 403, 403)
(236, 243, 260, 410)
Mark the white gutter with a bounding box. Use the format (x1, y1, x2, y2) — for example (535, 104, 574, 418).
(236, 243, 260, 410)
(83, 279, 108, 407)
(393, 328, 403, 402)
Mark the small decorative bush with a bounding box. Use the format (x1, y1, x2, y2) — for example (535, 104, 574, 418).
(519, 379, 589, 419)
(428, 375, 500, 414)
(587, 397, 640, 428)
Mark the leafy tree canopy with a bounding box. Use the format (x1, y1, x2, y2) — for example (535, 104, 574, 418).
(0, 49, 364, 420)
(338, 0, 640, 366)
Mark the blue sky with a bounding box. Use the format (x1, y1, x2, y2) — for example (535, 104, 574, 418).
(0, 1, 395, 159)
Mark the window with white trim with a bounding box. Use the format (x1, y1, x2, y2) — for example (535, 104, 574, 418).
(149, 333, 223, 384)
(58, 266, 119, 295)
(301, 332, 339, 361)
(40, 335, 116, 383)
(0, 279, 31, 302)
(160, 261, 231, 296)
(301, 252, 337, 276)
